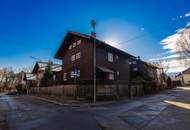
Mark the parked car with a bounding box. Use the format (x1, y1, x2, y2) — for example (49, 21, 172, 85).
(6, 91, 18, 95)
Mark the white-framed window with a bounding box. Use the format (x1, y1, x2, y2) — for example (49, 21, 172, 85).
(69, 45, 72, 50)
(70, 71, 74, 78)
(108, 52, 113, 62)
(109, 73, 114, 80)
(117, 71, 120, 76)
(132, 61, 137, 64)
(71, 55, 76, 61)
(116, 55, 119, 60)
(53, 74, 56, 81)
(63, 73, 67, 81)
(76, 52, 81, 59)
(77, 40, 81, 45)
(133, 67, 138, 71)
(73, 42, 77, 48)
(77, 70, 80, 77)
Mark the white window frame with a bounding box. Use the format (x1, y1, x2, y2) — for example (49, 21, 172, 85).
(70, 71, 74, 78)
(116, 55, 119, 60)
(77, 40, 81, 45)
(108, 52, 113, 62)
(132, 61, 137, 64)
(73, 42, 77, 48)
(77, 70, 80, 77)
(71, 54, 76, 61)
(133, 67, 138, 71)
(53, 74, 56, 81)
(63, 73, 67, 81)
(69, 45, 72, 50)
(109, 73, 114, 80)
(117, 71, 120, 76)
(76, 52, 81, 59)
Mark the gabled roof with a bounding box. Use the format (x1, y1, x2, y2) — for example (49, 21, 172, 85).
(54, 31, 136, 59)
(175, 67, 190, 78)
(24, 73, 36, 81)
(54, 31, 163, 70)
(175, 72, 182, 78)
(140, 61, 162, 69)
(182, 67, 190, 74)
(32, 61, 62, 74)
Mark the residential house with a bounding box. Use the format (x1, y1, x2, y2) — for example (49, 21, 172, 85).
(23, 73, 36, 87)
(175, 67, 190, 86)
(31, 61, 62, 86)
(130, 59, 163, 84)
(54, 31, 163, 85)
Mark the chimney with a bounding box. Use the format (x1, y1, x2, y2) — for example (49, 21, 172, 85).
(91, 32, 96, 38)
(137, 56, 140, 60)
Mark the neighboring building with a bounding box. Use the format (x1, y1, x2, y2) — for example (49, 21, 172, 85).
(31, 61, 62, 86)
(55, 31, 163, 85)
(175, 67, 190, 86)
(23, 73, 36, 87)
(131, 60, 163, 84)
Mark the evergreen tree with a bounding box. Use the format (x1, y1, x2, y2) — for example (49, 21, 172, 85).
(40, 60, 53, 86)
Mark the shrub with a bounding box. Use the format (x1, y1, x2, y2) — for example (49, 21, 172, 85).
(16, 84, 27, 94)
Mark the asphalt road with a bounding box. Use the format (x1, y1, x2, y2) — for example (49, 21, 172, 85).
(1, 87, 190, 130)
(91, 87, 190, 130)
(0, 95, 101, 130)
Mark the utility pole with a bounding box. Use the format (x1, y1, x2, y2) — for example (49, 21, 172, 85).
(91, 20, 96, 103)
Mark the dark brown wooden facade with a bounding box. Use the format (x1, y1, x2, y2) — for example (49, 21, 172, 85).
(55, 31, 163, 85)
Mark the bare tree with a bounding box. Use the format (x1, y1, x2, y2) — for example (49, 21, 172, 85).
(176, 27, 190, 57)
(0, 68, 16, 91)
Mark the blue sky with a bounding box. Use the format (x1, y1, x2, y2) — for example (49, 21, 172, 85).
(0, 0, 190, 71)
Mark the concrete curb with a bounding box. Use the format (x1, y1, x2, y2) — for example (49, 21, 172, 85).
(30, 95, 116, 107)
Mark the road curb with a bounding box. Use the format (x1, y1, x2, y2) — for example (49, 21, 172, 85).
(30, 95, 116, 107)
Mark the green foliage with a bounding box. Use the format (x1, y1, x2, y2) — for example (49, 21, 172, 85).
(16, 84, 26, 94)
(131, 75, 144, 82)
(40, 61, 53, 87)
(43, 61, 53, 80)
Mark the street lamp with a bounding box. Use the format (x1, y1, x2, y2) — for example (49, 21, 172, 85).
(91, 20, 96, 103)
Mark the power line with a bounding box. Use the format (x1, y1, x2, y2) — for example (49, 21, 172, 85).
(113, 4, 185, 48)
